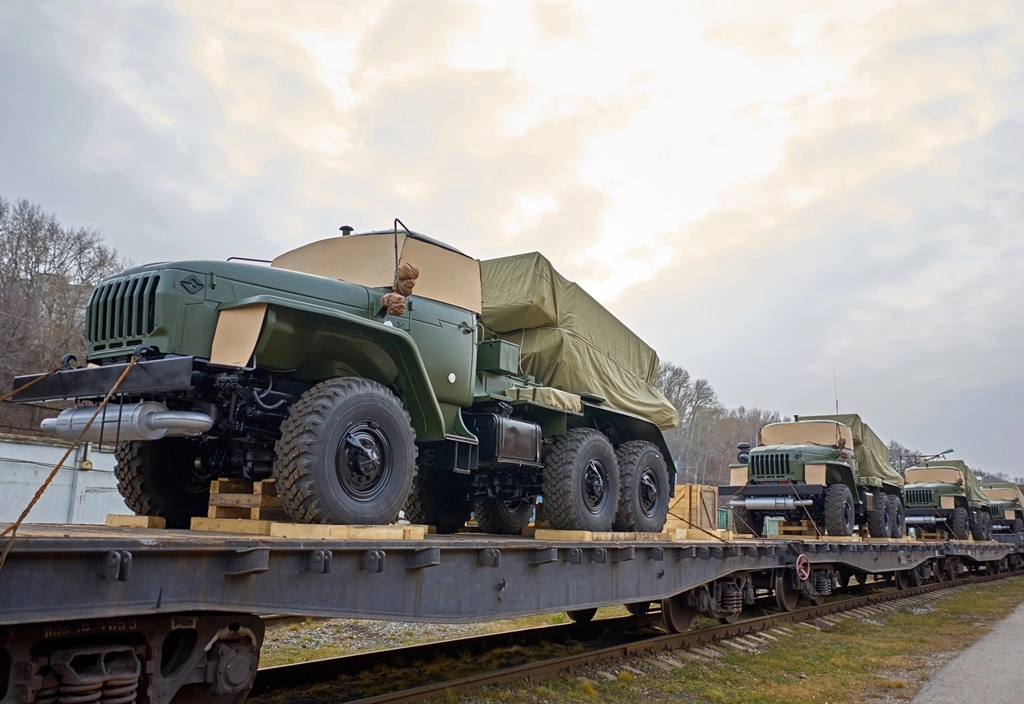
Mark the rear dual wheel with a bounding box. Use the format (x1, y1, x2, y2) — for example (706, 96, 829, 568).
(867, 493, 892, 538)
(543, 429, 620, 532)
(613, 441, 669, 532)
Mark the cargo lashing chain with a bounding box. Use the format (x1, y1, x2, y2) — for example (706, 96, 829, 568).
(0, 355, 140, 571)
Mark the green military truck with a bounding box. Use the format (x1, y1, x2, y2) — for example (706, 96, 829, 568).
(903, 460, 992, 540)
(722, 413, 905, 538)
(981, 483, 1024, 534)
(12, 229, 679, 534)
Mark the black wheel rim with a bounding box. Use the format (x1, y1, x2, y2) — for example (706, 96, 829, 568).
(336, 421, 392, 502)
(582, 458, 609, 514)
(639, 467, 660, 518)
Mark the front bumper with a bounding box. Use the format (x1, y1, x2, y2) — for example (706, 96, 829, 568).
(10, 356, 196, 402)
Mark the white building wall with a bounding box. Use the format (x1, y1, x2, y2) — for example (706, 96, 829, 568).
(0, 434, 131, 524)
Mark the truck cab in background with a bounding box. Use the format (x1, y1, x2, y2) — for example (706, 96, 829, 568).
(720, 414, 905, 538)
(903, 460, 992, 540)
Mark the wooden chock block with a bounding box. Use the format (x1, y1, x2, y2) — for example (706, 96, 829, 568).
(106, 514, 166, 529)
(190, 517, 274, 535)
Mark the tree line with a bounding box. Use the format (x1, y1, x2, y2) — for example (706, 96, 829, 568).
(0, 195, 124, 434)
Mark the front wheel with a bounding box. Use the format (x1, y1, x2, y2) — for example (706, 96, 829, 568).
(888, 496, 905, 538)
(949, 507, 969, 540)
(403, 469, 472, 534)
(867, 493, 891, 538)
(474, 496, 533, 535)
(543, 429, 619, 532)
(613, 441, 669, 532)
(114, 439, 209, 529)
(731, 504, 764, 537)
(274, 378, 416, 525)
(824, 484, 855, 536)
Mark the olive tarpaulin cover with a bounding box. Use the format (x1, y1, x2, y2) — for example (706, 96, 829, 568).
(479, 252, 679, 430)
(922, 459, 989, 505)
(799, 413, 904, 487)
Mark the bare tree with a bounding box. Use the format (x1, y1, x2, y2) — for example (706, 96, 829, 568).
(0, 195, 125, 433)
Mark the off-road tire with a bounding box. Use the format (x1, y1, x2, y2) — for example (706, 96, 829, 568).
(1012, 519, 1024, 534)
(949, 506, 969, 539)
(612, 441, 669, 532)
(474, 496, 533, 535)
(867, 493, 892, 538)
(114, 439, 209, 529)
(971, 511, 989, 541)
(403, 469, 471, 534)
(731, 504, 764, 537)
(543, 428, 619, 532)
(887, 495, 905, 538)
(824, 484, 855, 536)
(273, 378, 416, 525)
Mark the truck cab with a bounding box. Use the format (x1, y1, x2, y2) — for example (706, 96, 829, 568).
(721, 415, 904, 538)
(980, 483, 1024, 534)
(903, 460, 992, 540)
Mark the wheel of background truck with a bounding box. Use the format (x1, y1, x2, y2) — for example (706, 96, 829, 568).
(273, 378, 416, 525)
(114, 439, 208, 530)
(403, 469, 472, 534)
(661, 594, 697, 632)
(949, 507, 969, 540)
(731, 504, 764, 538)
(888, 496, 905, 539)
(1013, 519, 1024, 534)
(474, 496, 533, 535)
(567, 608, 597, 623)
(983, 512, 993, 540)
(543, 428, 620, 532)
(824, 484, 855, 536)
(774, 570, 799, 612)
(612, 441, 669, 532)
(867, 493, 891, 538)
(625, 601, 651, 617)
(971, 511, 989, 541)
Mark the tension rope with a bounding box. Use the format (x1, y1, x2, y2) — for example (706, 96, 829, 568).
(0, 357, 138, 572)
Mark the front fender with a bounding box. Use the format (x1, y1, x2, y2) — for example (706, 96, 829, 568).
(220, 296, 448, 441)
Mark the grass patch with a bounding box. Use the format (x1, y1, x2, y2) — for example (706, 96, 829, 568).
(456, 577, 1024, 704)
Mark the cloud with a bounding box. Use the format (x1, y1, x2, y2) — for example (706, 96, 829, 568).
(614, 0, 1024, 467)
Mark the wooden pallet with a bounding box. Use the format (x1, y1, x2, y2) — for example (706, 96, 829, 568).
(206, 478, 290, 521)
(530, 529, 672, 542)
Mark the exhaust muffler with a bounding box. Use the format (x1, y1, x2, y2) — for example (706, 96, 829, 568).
(41, 402, 214, 444)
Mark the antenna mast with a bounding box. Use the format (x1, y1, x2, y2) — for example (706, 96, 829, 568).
(833, 368, 839, 414)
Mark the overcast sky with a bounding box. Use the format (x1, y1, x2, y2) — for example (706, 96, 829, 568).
(1, 1, 1021, 472)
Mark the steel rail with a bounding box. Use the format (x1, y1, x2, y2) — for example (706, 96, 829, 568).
(252, 570, 1018, 703)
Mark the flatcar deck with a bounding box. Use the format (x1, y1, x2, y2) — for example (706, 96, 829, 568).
(1, 523, 1018, 626)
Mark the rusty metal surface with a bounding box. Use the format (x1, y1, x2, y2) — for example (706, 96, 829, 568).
(1, 524, 1020, 628)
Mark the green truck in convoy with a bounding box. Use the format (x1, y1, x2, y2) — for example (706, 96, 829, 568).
(902, 459, 992, 540)
(12, 228, 679, 534)
(981, 482, 1024, 534)
(722, 414, 905, 538)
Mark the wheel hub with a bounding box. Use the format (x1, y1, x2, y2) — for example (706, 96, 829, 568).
(337, 422, 392, 501)
(639, 469, 660, 517)
(583, 459, 607, 513)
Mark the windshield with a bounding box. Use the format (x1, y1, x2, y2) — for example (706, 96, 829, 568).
(905, 468, 961, 485)
(760, 421, 853, 448)
(982, 488, 1018, 501)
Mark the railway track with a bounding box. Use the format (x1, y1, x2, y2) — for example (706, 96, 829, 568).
(250, 570, 1018, 703)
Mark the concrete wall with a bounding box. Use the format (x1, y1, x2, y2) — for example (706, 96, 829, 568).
(0, 434, 130, 524)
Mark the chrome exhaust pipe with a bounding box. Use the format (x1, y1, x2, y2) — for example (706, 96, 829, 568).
(729, 497, 814, 511)
(41, 402, 214, 444)
(903, 516, 940, 524)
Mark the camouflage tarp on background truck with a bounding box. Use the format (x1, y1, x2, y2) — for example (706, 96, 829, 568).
(799, 413, 904, 487)
(480, 252, 679, 430)
(923, 459, 987, 505)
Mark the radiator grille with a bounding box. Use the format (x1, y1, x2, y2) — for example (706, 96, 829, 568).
(86, 274, 160, 347)
(750, 453, 792, 480)
(904, 487, 934, 506)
